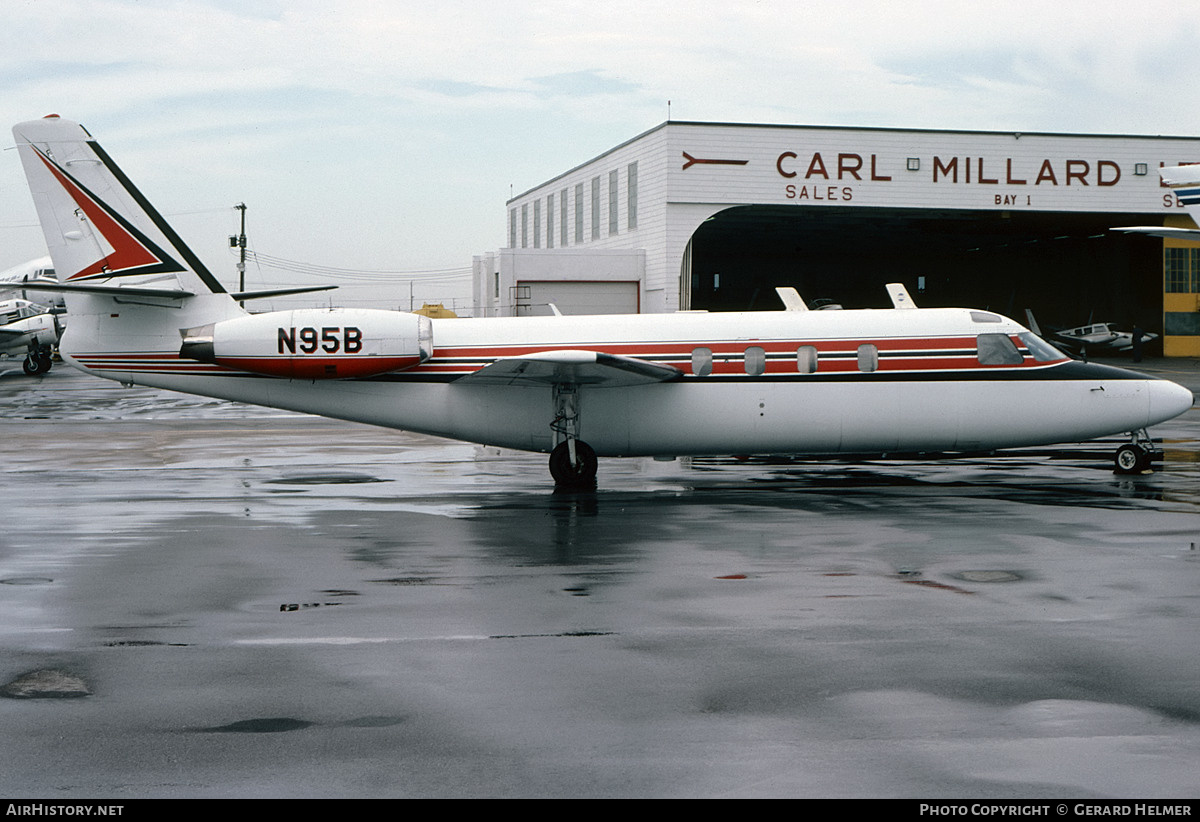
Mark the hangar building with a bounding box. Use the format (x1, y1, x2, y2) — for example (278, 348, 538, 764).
(473, 121, 1200, 355)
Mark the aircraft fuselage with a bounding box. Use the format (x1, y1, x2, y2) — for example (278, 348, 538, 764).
(59, 304, 1193, 459)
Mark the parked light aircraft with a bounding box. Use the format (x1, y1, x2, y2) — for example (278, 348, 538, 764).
(11, 115, 1196, 484)
(0, 297, 61, 374)
(1022, 311, 1158, 357)
(0, 256, 63, 309)
(1054, 323, 1157, 355)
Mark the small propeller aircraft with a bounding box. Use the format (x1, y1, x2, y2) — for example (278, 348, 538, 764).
(0, 296, 61, 374)
(1053, 322, 1158, 356)
(1023, 311, 1158, 358)
(10, 115, 1195, 485)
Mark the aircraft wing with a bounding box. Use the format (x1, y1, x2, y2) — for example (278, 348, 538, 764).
(456, 349, 683, 387)
(1113, 226, 1200, 241)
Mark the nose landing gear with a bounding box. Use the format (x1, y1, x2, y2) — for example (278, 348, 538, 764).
(1114, 429, 1158, 475)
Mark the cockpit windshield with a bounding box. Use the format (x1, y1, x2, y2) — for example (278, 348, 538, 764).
(1018, 332, 1067, 362)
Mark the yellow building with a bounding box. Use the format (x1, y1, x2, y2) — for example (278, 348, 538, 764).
(1163, 214, 1200, 356)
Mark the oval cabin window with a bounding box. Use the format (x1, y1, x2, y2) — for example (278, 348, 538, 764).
(796, 345, 818, 374)
(744, 346, 766, 376)
(857, 344, 879, 373)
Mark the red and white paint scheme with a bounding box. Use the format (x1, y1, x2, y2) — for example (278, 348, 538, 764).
(12, 116, 1195, 486)
(179, 308, 432, 380)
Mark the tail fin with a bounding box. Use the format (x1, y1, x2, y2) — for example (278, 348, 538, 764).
(12, 115, 227, 299)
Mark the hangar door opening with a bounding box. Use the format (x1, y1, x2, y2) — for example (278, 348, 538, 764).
(515, 280, 640, 316)
(684, 205, 1163, 338)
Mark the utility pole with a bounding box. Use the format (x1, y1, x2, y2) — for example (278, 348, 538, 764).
(230, 203, 247, 306)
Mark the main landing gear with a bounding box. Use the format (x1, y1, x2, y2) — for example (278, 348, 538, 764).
(22, 345, 53, 376)
(548, 383, 597, 489)
(1114, 429, 1158, 475)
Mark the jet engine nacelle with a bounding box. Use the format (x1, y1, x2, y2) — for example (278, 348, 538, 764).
(181, 308, 433, 379)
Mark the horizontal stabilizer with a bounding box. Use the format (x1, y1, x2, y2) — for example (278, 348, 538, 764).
(456, 349, 683, 387)
(230, 285, 338, 301)
(0, 280, 194, 299)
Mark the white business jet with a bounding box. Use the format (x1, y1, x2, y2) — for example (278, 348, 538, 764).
(11, 115, 1194, 485)
(0, 256, 63, 309)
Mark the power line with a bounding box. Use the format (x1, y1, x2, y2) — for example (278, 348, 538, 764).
(240, 248, 472, 281)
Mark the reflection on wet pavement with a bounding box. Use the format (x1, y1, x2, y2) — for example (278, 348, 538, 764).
(0, 365, 1197, 797)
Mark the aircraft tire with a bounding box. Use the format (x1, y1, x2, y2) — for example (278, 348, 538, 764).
(549, 440, 598, 489)
(22, 354, 46, 376)
(1114, 443, 1151, 475)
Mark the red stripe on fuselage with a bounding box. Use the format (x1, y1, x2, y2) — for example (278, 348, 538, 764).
(68, 334, 1066, 379)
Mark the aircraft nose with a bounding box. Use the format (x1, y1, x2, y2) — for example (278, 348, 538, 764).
(1147, 378, 1194, 425)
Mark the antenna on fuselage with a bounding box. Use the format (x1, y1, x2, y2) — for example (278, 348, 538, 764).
(775, 287, 808, 311)
(886, 283, 917, 309)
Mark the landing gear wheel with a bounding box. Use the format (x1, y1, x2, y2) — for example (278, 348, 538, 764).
(1114, 443, 1151, 475)
(549, 440, 597, 489)
(22, 354, 49, 376)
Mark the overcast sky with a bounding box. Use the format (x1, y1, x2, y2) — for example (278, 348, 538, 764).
(1, 0, 1197, 312)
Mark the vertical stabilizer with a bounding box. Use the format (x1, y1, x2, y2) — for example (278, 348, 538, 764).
(12, 116, 243, 378)
(13, 115, 227, 298)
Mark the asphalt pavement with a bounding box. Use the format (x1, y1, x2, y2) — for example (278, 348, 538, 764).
(0, 358, 1198, 798)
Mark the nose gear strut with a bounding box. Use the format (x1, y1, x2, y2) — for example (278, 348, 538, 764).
(1114, 428, 1158, 474)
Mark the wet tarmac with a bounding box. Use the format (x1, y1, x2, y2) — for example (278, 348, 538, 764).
(1, 358, 1199, 798)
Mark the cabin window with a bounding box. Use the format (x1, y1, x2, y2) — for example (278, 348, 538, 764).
(691, 347, 713, 377)
(977, 333, 1024, 365)
(857, 344, 878, 373)
(796, 345, 818, 374)
(744, 346, 766, 376)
